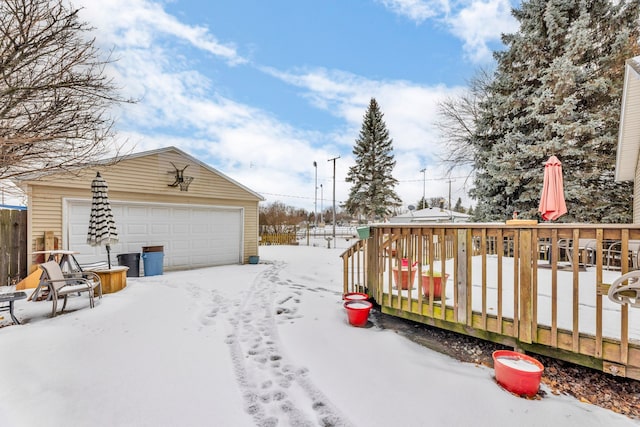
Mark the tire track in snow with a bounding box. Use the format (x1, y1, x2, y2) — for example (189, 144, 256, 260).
(225, 261, 352, 427)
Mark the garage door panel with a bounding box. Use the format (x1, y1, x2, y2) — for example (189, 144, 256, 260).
(172, 240, 190, 251)
(191, 223, 209, 234)
(150, 207, 170, 216)
(190, 254, 212, 265)
(126, 206, 149, 217)
(193, 239, 214, 250)
(173, 223, 189, 234)
(170, 255, 190, 267)
(126, 223, 149, 234)
(173, 208, 190, 218)
(191, 209, 210, 218)
(67, 201, 242, 270)
(150, 224, 170, 234)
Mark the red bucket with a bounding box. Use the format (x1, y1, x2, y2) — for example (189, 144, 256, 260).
(392, 267, 417, 290)
(400, 258, 418, 268)
(492, 350, 544, 397)
(421, 273, 449, 298)
(344, 300, 372, 327)
(343, 292, 369, 301)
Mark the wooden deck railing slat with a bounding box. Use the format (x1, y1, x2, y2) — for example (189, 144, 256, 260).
(551, 229, 559, 347)
(596, 229, 604, 359)
(572, 228, 580, 353)
(480, 229, 488, 330)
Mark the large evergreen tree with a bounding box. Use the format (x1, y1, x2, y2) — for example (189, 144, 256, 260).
(344, 98, 402, 221)
(470, 0, 640, 223)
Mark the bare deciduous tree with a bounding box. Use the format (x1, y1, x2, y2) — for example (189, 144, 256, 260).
(0, 0, 130, 181)
(436, 68, 492, 173)
(259, 201, 308, 234)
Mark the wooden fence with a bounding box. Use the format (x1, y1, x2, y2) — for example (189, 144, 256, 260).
(259, 233, 298, 246)
(0, 209, 27, 287)
(341, 223, 640, 380)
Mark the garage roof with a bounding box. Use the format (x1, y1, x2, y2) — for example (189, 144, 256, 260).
(616, 56, 640, 182)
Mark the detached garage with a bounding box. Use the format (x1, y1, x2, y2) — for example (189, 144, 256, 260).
(18, 146, 264, 272)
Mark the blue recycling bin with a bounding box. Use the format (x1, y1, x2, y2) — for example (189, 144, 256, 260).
(142, 246, 164, 276)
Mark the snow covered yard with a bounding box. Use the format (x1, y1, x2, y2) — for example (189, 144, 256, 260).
(0, 243, 638, 426)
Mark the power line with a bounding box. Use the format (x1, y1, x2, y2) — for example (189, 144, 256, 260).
(258, 191, 347, 204)
(313, 175, 469, 184)
(400, 175, 468, 183)
(257, 175, 468, 204)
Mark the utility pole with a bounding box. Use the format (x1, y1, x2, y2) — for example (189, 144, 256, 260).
(420, 168, 426, 208)
(448, 179, 453, 220)
(320, 184, 324, 224)
(328, 156, 340, 248)
(313, 161, 317, 228)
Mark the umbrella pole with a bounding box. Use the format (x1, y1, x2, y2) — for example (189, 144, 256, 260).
(106, 244, 112, 269)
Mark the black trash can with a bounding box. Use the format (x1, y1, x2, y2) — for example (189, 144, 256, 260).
(117, 253, 141, 277)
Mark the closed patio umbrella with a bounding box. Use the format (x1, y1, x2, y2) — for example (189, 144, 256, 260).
(87, 172, 118, 268)
(538, 155, 567, 221)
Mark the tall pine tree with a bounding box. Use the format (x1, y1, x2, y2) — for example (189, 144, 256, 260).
(344, 98, 402, 221)
(470, 0, 640, 223)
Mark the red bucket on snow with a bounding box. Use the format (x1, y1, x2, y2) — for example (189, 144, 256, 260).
(344, 300, 372, 327)
(492, 350, 544, 397)
(343, 292, 369, 301)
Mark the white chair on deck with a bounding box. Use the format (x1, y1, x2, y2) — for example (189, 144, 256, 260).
(605, 240, 640, 271)
(557, 238, 596, 267)
(608, 270, 640, 307)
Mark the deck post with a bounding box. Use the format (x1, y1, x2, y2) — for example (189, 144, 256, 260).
(518, 228, 533, 344)
(366, 227, 379, 302)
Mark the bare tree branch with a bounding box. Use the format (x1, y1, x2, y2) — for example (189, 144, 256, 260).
(0, 0, 133, 180)
(435, 68, 493, 175)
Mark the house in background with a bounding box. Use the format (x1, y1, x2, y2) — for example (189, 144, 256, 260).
(615, 55, 640, 223)
(16, 146, 264, 272)
(389, 207, 471, 223)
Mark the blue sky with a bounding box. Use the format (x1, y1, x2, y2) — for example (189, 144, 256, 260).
(74, 0, 520, 214)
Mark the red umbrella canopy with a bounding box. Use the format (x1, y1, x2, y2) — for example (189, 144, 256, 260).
(538, 155, 567, 221)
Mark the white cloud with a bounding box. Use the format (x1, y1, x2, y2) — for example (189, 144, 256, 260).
(76, 0, 245, 65)
(262, 66, 456, 151)
(448, 0, 519, 62)
(379, 0, 519, 63)
(377, 0, 447, 23)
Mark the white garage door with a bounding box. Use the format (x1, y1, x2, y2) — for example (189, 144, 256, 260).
(66, 200, 243, 270)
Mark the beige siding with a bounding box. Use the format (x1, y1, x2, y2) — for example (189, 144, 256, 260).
(28, 151, 259, 201)
(22, 148, 262, 267)
(244, 203, 259, 259)
(618, 62, 640, 181)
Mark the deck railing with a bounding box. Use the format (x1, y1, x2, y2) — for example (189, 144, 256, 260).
(340, 222, 640, 380)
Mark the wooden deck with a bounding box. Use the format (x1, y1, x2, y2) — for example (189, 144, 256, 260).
(341, 223, 640, 380)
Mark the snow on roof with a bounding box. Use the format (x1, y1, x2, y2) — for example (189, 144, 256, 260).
(390, 207, 471, 223)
